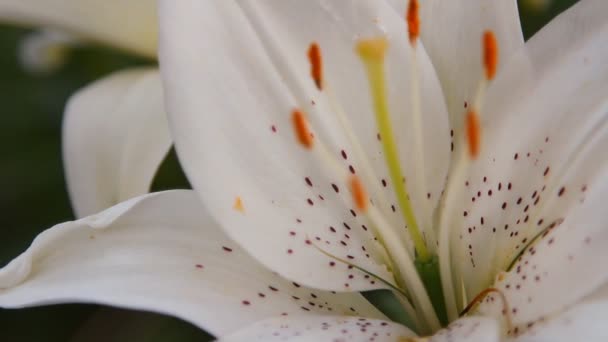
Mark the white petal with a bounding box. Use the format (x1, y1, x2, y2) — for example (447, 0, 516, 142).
(0, 0, 157, 57)
(514, 300, 608, 341)
(63, 68, 171, 218)
(430, 317, 500, 342)
(385, 0, 524, 133)
(446, 0, 608, 299)
(218, 315, 415, 342)
(159, 0, 449, 293)
(0, 191, 384, 336)
(477, 173, 608, 331)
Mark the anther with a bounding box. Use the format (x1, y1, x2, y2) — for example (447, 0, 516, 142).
(350, 175, 368, 212)
(406, 0, 420, 44)
(307, 42, 323, 90)
(233, 196, 245, 212)
(483, 30, 498, 80)
(292, 109, 314, 149)
(465, 110, 481, 159)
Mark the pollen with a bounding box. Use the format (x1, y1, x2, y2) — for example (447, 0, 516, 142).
(483, 30, 498, 80)
(406, 0, 420, 44)
(466, 110, 481, 159)
(292, 109, 314, 149)
(233, 196, 245, 213)
(307, 42, 323, 90)
(356, 37, 388, 62)
(349, 175, 368, 212)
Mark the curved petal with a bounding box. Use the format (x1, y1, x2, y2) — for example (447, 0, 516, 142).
(218, 315, 415, 342)
(63, 68, 171, 218)
(386, 0, 524, 134)
(0, 191, 384, 337)
(0, 0, 157, 57)
(159, 0, 449, 293)
(477, 170, 608, 331)
(514, 300, 608, 341)
(430, 317, 500, 342)
(446, 0, 608, 299)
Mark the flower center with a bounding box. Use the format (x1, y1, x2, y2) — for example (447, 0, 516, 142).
(290, 0, 501, 334)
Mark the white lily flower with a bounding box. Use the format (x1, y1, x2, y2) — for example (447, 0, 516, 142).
(2, 0, 608, 341)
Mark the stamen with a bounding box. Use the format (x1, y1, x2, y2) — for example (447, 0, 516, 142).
(292, 109, 314, 149)
(307, 42, 324, 90)
(465, 110, 481, 159)
(483, 31, 498, 80)
(349, 175, 368, 212)
(356, 37, 429, 262)
(407, 0, 420, 44)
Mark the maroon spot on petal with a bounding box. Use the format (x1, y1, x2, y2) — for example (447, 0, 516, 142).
(331, 183, 340, 193)
(269, 286, 279, 292)
(544, 167, 550, 177)
(195, 264, 204, 269)
(271, 125, 277, 133)
(341, 150, 348, 160)
(242, 300, 251, 305)
(558, 187, 566, 197)
(305, 177, 313, 187)
(222, 246, 233, 252)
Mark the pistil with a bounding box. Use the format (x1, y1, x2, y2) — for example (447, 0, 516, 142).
(356, 38, 430, 263)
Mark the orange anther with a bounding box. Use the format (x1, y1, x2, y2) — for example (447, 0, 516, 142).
(350, 176, 368, 212)
(483, 30, 498, 80)
(466, 110, 481, 159)
(233, 196, 245, 213)
(307, 42, 323, 90)
(407, 0, 420, 44)
(292, 109, 314, 149)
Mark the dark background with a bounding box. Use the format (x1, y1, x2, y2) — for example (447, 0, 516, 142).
(0, 1, 579, 340)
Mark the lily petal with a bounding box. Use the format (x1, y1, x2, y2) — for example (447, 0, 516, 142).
(159, 0, 449, 292)
(448, 0, 608, 299)
(0, 0, 157, 57)
(63, 68, 171, 218)
(478, 171, 608, 332)
(514, 300, 608, 341)
(0, 190, 384, 336)
(386, 0, 524, 132)
(430, 317, 500, 342)
(218, 315, 415, 342)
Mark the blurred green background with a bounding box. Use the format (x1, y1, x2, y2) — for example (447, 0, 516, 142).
(0, 1, 579, 341)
